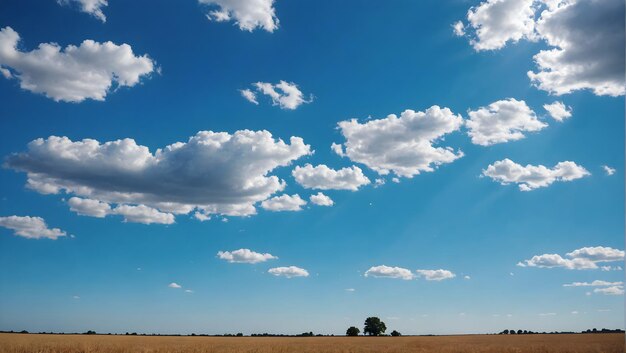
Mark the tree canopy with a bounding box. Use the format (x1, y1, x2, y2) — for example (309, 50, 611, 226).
(363, 317, 386, 336)
(346, 326, 360, 336)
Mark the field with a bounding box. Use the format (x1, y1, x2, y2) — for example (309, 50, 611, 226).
(0, 333, 623, 353)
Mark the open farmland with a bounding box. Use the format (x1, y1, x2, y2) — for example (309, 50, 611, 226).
(0, 333, 623, 353)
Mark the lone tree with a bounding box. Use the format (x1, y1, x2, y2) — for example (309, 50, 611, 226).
(346, 326, 360, 336)
(390, 330, 401, 336)
(363, 317, 386, 336)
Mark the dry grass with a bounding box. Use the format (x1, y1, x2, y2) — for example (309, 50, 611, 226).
(0, 333, 623, 353)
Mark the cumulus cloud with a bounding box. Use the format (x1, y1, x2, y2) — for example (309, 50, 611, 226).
(292, 164, 370, 191)
(333, 106, 464, 178)
(602, 165, 616, 176)
(199, 0, 279, 32)
(260, 194, 306, 212)
(69, 197, 176, 224)
(543, 101, 572, 122)
(58, 0, 108, 22)
(112, 204, 174, 225)
(467, 98, 547, 146)
(5, 130, 312, 223)
(0, 215, 67, 240)
(464, 0, 537, 51)
(0, 27, 155, 102)
(68, 197, 111, 218)
(309, 192, 334, 206)
(528, 0, 625, 96)
(415, 269, 456, 281)
(217, 248, 277, 264)
(566, 247, 625, 262)
(593, 286, 624, 295)
(452, 21, 465, 36)
(168, 282, 182, 288)
(457, 0, 625, 96)
(364, 265, 414, 280)
(268, 266, 309, 278)
(482, 158, 589, 191)
(518, 246, 624, 270)
(240, 89, 258, 104)
(518, 254, 596, 270)
(248, 81, 312, 110)
(454, 0, 535, 51)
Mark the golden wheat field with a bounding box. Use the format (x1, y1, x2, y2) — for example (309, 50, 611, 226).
(0, 333, 623, 353)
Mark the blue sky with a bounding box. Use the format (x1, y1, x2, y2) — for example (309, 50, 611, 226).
(0, 0, 623, 335)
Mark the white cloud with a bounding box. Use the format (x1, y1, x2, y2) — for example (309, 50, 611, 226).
(601, 265, 622, 272)
(68, 197, 175, 224)
(217, 248, 277, 264)
(0, 215, 67, 240)
(467, 98, 547, 146)
(184, 289, 194, 293)
(168, 282, 182, 288)
(252, 81, 312, 110)
(593, 286, 624, 296)
(330, 143, 344, 156)
(0, 27, 155, 102)
(345, 288, 355, 292)
(6, 130, 312, 222)
(602, 165, 616, 176)
(482, 158, 589, 191)
(268, 266, 309, 278)
(260, 194, 306, 212)
(0, 67, 11, 79)
(309, 192, 334, 206)
(333, 106, 464, 178)
(452, 21, 465, 36)
(199, 0, 279, 32)
(72, 295, 80, 299)
(415, 269, 456, 281)
(518, 254, 597, 270)
(543, 101, 572, 122)
(193, 212, 211, 222)
(528, 0, 625, 96)
(518, 246, 624, 270)
(563, 280, 623, 287)
(112, 204, 175, 225)
(292, 164, 370, 191)
(364, 265, 414, 280)
(464, 275, 471, 280)
(463, 0, 537, 51)
(566, 247, 625, 262)
(240, 89, 258, 104)
(458, 0, 625, 96)
(58, 0, 108, 22)
(68, 197, 111, 218)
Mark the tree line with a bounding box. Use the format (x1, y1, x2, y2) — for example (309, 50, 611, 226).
(497, 328, 624, 335)
(2, 324, 623, 336)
